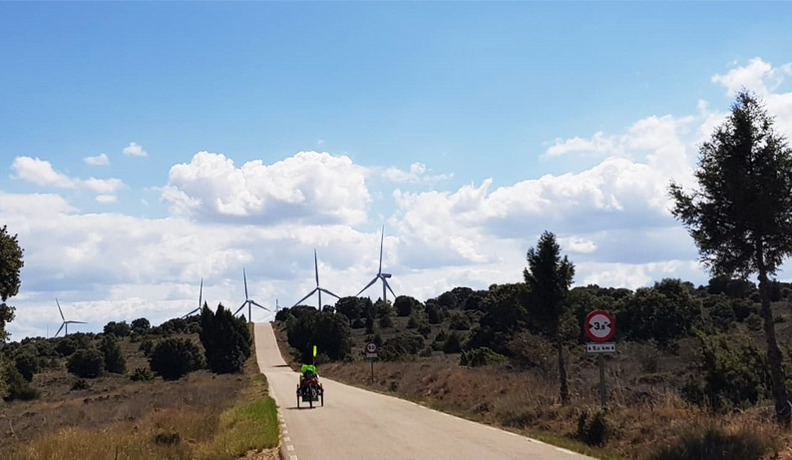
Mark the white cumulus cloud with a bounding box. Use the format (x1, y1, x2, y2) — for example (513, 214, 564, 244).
(95, 194, 117, 204)
(84, 153, 109, 166)
(382, 163, 453, 184)
(123, 142, 147, 157)
(11, 156, 124, 198)
(162, 151, 371, 225)
(712, 57, 792, 97)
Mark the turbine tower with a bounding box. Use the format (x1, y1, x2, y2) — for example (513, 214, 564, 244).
(357, 225, 396, 302)
(182, 278, 204, 318)
(55, 298, 86, 337)
(233, 268, 271, 323)
(292, 250, 340, 309)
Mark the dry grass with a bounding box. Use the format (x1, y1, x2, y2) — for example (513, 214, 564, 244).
(2, 329, 279, 460)
(273, 318, 792, 459)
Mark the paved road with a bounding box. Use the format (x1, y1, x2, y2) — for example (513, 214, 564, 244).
(254, 322, 595, 460)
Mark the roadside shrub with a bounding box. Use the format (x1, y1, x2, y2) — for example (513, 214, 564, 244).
(378, 312, 393, 329)
(460, 347, 508, 367)
(380, 332, 425, 361)
(431, 330, 447, 351)
(2, 366, 39, 401)
(149, 337, 205, 380)
(394, 296, 420, 317)
(507, 332, 555, 373)
(653, 423, 776, 460)
(287, 308, 351, 362)
(199, 304, 251, 374)
(577, 410, 609, 446)
(425, 301, 443, 324)
(14, 352, 39, 382)
(130, 366, 154, 382)
(682, 333, 769, 412)
(99, 335, 126, 374)
(139, 339, 154, 356)
(153, 431, 181, 446)
(55, 333, 92, 357)
(131, 317, 151, 334)
(71, 379, 90, 390)
(67, 348, 105, 378)
(449, 311, 471, 330)
(745, 313, 762, 331)
(351, 318, 365, 329)
(103, 320, 131, 337)
(443, 330, 463, 353)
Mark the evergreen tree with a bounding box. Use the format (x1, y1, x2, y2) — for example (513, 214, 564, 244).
(670, 92, 792, 425)
(524, 231, 575, 405)
(199, 304, 251, 374)
(99, 335, 126, 374)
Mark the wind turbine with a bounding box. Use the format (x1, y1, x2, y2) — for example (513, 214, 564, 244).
(292, 250, 340, 309)
(233, 268, 270, 323)
(55, 298, 86, 337)
(182, 279, 204, 318)
(357, 225, 396, 302)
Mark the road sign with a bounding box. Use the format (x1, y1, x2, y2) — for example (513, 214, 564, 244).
(366, 342, 378, 358)
(586, 342, 616, 353)
(584, 310, 615, 342)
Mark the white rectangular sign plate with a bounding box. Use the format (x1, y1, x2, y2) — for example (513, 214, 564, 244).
(586, 342, 616, 353)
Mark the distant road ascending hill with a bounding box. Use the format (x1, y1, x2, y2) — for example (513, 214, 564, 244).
(254, 323, 596, 460)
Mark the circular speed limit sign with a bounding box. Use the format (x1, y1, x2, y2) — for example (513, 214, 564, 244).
(366, 342, 378, 354)
(584, 310, 615, 342)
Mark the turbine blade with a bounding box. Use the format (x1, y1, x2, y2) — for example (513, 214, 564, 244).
(314, 249, 320, 287)
(70, 321, 87, 324)
(199, 278, 203, 309)
(379, 225, 385, 274)
(384, 278, 396, 298)
(243, 268, 249, 300)
(319, 288, 340, 299)
(233, 302, 247, 316)
(356, 277, 379, 296)
(55, 323, 65, 337)
(56, 298, 65, 320)
(292, 288, 318, 308)
(182, 308, 200, 318)
(251, 301, 271, 311)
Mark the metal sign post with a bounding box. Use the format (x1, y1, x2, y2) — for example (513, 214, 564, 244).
(584, 310, 616, 409)
(366, 342, 378, 383)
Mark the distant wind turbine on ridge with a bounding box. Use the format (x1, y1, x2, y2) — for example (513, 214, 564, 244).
(292, 250, 340, 309)
(55, 298, 86, 337)
(357, 225, 396, 302)
(182, 278, 204, 318)
(233, 268, 271, 323)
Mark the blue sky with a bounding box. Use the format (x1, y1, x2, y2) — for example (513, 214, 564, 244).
(2, 2, 792, 339)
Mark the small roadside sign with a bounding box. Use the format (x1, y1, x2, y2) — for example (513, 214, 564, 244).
(584, 310, 615, 342)
(586, 342, 616, 353)
(365, 342, 378, 358)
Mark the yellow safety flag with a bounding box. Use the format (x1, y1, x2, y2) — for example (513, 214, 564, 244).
(313, 345, 317, 358)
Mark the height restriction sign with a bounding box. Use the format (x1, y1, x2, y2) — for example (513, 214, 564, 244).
(584, 310, 615, 342)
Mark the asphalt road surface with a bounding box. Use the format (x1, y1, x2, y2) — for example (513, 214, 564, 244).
(255, 322, 596, 460)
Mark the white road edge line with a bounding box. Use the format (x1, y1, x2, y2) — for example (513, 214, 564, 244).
(556, 447, 577, 455)
(286, 445, 295, 451)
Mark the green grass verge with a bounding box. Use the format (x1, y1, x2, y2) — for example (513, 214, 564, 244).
(201, 373, 279, 458)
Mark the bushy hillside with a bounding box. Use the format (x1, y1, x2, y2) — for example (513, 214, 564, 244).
(274, 276, 792, 459)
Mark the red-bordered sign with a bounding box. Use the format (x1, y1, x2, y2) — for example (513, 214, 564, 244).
(584, 310, 615, 342)
(366, 342, 378, 354)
